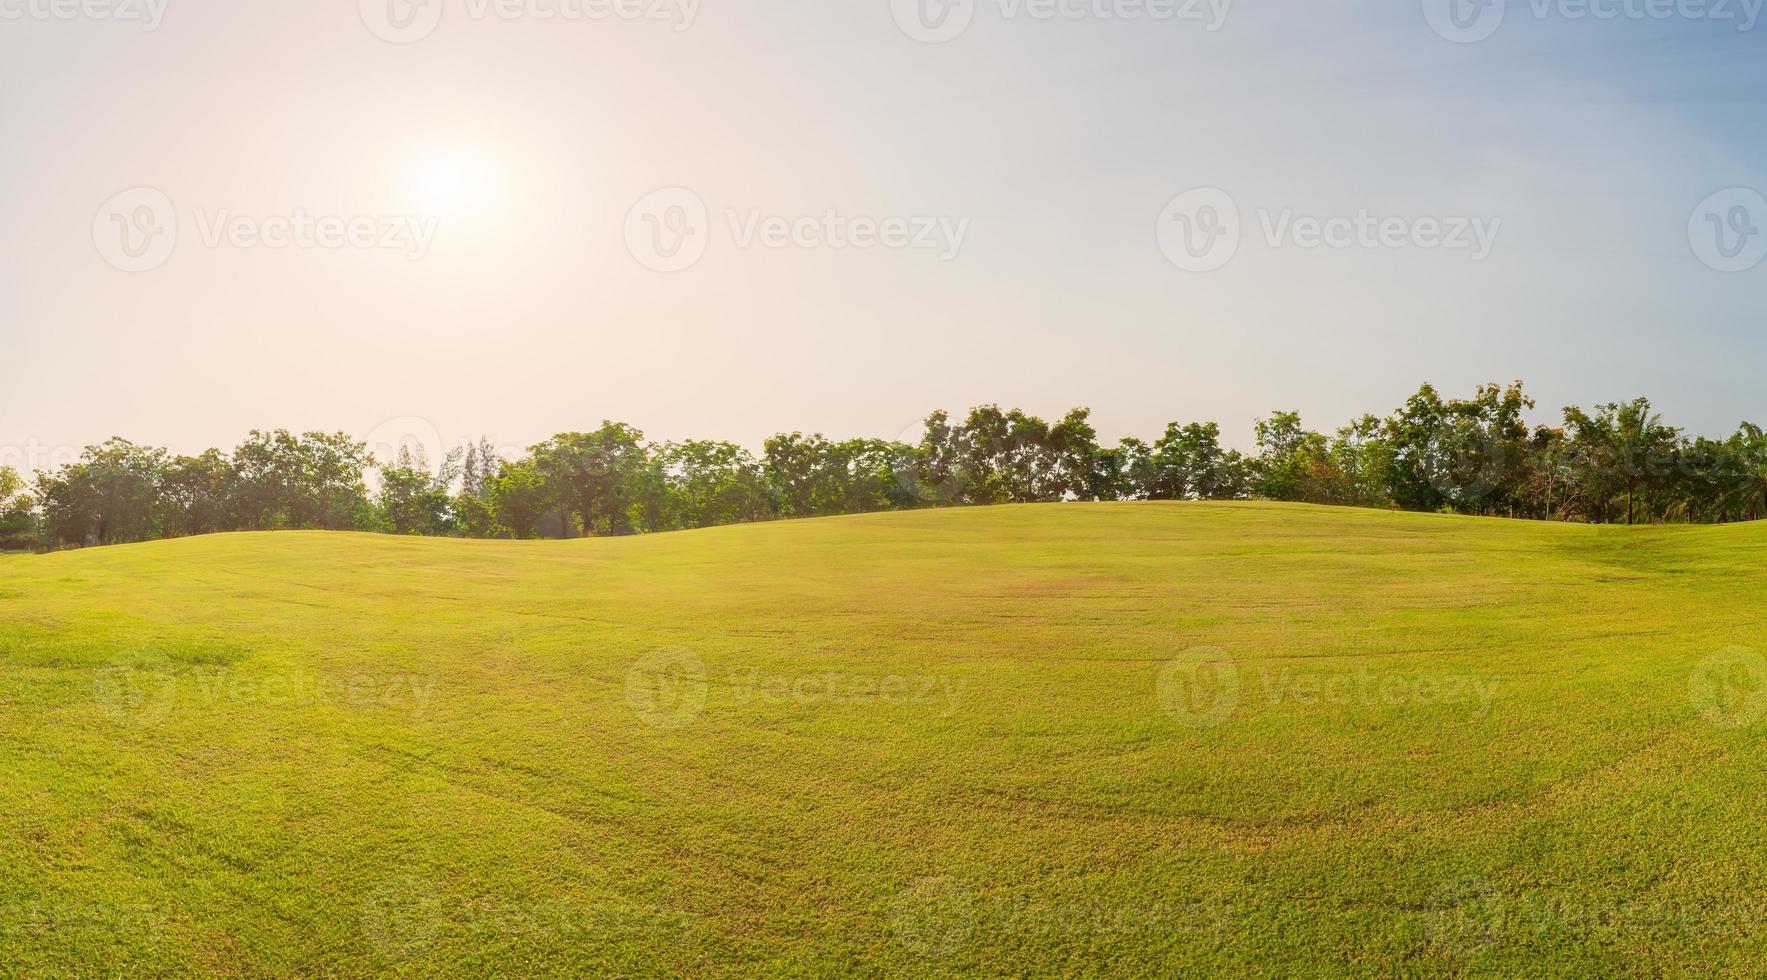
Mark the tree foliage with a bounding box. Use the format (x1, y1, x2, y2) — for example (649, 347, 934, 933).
(12, 384, 1767, 552)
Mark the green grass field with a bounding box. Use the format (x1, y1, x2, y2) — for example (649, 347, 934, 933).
(3, 502, 1766, 976)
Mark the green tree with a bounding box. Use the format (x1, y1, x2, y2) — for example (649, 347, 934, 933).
(764, 432, 832, 518)
(530, 424, 648, 536)
(1565, 399, 1678, 524)
(1252, 412, 1329, 503)
(1328, 416, 1393, 508)
(1385, 383, 1533, 515)
(0, 466, 38, 550)
(230, 430, 373, 530)
(34, 439, 167, 547)
(1730, 423, 1767, 521)
(1143, 421, 1237, 501)
(659, 441, 773, 529)
(451, 438, 500, 537)
(486, 459, 553, 539)
(905, 411, 965, 506)
(1047, 409, 1104, 501)
(376, 447, 455, 535)
(1097, 437, 1150, 501)
(156, 449, 238, 537)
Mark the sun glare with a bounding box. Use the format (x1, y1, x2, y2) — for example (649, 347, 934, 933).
(401, 147, 497, 221)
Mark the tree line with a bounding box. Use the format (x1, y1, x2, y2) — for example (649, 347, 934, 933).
(5, 381, 1767, 552)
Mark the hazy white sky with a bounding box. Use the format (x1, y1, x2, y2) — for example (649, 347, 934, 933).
(2, 1, 1765, 470)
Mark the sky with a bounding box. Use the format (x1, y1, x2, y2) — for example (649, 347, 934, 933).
(1, 0, 1764, 472)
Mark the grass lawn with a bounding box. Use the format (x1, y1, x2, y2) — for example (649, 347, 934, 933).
(2, 502, 1765, 975)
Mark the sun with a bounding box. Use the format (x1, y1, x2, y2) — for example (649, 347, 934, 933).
(400, 146, 497, 220)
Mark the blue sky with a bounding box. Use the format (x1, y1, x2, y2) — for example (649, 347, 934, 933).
(1, 1, 1763, 468)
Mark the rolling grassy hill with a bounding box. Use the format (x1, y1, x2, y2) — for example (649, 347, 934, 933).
(3, 502, 1765, 975)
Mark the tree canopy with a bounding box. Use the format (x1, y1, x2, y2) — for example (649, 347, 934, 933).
(9, 383, 1767, 552)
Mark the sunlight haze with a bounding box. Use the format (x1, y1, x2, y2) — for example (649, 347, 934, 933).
(2, 1, 1764, 468)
